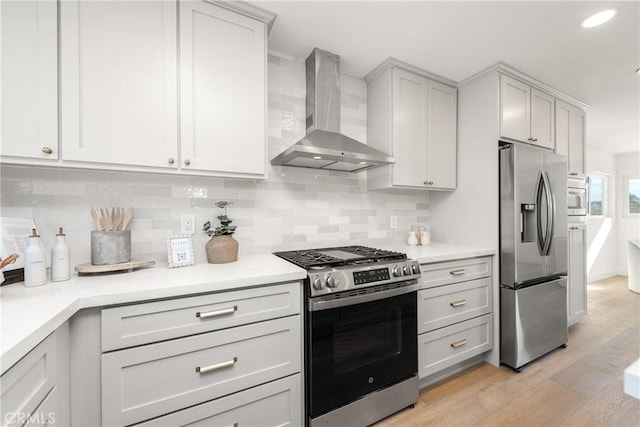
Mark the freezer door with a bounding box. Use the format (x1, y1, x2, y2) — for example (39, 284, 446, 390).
(500, 278, 568, 370)
(543, 151, 568, 276)
(500, 144, 545, 286)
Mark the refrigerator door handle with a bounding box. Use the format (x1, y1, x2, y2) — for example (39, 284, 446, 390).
(542, 171, 555, 256)
(535, 172, 546, 255)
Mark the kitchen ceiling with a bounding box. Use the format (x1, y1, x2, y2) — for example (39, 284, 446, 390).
(253, 0, 639, 155)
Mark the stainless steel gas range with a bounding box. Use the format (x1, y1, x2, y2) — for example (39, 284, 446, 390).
(274, 246, 421, 427)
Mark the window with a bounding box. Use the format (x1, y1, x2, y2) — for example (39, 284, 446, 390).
(624, 176, 640, 216)
(589, 174, 607, 216)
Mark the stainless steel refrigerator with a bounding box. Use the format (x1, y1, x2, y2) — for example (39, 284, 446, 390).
(499, 142, 568, 371)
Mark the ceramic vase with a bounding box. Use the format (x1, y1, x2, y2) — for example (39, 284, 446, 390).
(205, 234, 239, 264)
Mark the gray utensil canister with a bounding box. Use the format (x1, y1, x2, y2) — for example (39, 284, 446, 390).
(91, 230, 131, 265)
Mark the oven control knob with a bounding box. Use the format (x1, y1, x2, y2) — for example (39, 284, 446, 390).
(402, 266, 410, 276)
(392, 267, 401, 277)
(411, 264, 419, 274)
(326, 276, 338, 288)
(312, 277, 324, 290)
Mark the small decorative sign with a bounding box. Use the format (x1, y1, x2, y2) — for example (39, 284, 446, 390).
(167, 236, 195, 268)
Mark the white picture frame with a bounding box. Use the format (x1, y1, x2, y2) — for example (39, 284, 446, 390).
(167, 236, 195, 268)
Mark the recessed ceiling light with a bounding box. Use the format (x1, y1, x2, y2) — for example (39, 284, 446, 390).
(581, 9, 616, 28)
(313, 156, 322, 160)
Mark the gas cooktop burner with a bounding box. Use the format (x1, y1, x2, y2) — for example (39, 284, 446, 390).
(273, 245, 406, 270)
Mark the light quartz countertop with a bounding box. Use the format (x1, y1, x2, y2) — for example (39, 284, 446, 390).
(0, 242, 495, 374)
(397, 242, 495, 264)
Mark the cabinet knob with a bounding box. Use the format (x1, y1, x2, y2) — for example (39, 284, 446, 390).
(41, 146, 53, 155)
(569, 172, 578, 176)
(168, 158, 175, 165)
(527, 137, 534, 142)
(533, 138, 538, 142)
(184, 159, 191, 166)
(424, 180, 434, 186)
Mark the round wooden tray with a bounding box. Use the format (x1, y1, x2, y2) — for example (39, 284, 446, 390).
(74, 260, 156, 275)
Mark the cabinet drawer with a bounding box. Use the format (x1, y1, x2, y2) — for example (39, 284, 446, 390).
(1, 333, 57, 424)
(419, 257, 491, 289)
(102, 282, 300, 351)
(102, 316, 301, 426)
(418, 277, 492, 334)
(418, 314, 492, 378)
(135, 374, 302, 426)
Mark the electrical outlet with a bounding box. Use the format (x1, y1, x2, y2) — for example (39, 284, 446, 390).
(181, 214, 195, 235)
(390, 215, 398, 229)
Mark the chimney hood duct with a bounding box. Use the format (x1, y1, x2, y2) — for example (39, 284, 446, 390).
(270, 48, 394, 172)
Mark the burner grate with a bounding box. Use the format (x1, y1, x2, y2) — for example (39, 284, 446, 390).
(273, 245, 406, 269)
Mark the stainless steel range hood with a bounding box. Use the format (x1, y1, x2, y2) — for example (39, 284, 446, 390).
(271, 48, 394, 172)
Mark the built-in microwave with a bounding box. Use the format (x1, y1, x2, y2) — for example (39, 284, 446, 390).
(568, 176, 589, 216)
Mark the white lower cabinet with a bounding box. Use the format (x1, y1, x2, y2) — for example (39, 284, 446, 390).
(101, 282, 302, 427)
(418, 257, 493, 382)
(568, 224, 587, 325)
(419, 314, 492, 378)
(135, 374, 301, 427)
(0, 325, 70, 427)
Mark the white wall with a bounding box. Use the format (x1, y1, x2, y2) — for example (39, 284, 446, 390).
(616, 151, 640, 275)
(585, 147, 617, 282)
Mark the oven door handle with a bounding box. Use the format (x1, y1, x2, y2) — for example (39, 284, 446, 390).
(308, 282, 421, 311)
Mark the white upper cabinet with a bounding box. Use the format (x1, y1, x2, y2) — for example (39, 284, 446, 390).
(500, 74, 554, 150)
(1, 0, 58, 160)
(530, 89, 555, 150)
(427, 81, 458, 189)
(179, 1, 267, 177)
(555, 100, 586, 176)
(60, 0, 178, 168)
(366, 60, 457, 190)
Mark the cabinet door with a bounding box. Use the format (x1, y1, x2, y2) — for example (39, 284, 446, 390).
(392, 69, 428, 187)
(568, 107, 585, 176)
(530, 88, 554, 150)
(60, 0, 178, 168)
(1, 0, 58, 160)
(555, 100, 570, 158)
(1, 333, 57, 423)
(556, 100, 586, 176)
(500, 74, 530, 143)
(427, 81, 457, 189)
(568, 225, 587, 325)
(180, 1, 267, 177)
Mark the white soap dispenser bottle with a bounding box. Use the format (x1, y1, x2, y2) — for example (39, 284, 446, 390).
(24, 228, 47, 287)
(51, 227, 70, 282)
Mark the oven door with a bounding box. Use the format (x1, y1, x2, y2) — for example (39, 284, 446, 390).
(307, 287, 418, 419)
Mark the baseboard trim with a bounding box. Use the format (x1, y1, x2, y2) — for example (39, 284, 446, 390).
(588, 271, 620, 283)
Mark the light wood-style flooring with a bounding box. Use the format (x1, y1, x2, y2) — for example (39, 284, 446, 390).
(376, 275, 640, 426)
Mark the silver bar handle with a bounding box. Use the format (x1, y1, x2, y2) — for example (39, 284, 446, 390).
(535, 172, 546, 255)
(450, 339, 467, 348)
(449, 269, 466, 276)
(196, 357, 238, 374)
(197, 305, 237, 319)
(450, 300, 467, 307)
(542, 171, 555, 256)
